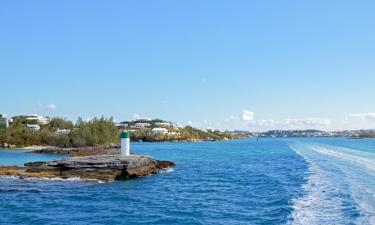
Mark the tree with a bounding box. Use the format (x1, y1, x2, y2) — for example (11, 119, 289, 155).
(47, 118, 74, 131)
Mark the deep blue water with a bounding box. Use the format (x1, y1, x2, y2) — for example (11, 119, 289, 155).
(1, 138, 375, 225)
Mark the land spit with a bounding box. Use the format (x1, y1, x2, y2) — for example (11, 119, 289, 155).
(0, 154, 175, 182)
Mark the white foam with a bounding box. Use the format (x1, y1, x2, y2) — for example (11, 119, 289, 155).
(0, 175, 105, 184)
(288, 143, 375, 225)
(288, 145, 346, 225)
(0, 175, 20, 180)
(310, 146, 375, 174)
(30, 176, 106, 183)
(158, 167, 175, 174)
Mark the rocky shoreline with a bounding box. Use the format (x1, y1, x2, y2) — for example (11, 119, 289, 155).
(1, 145, 175, 182)
(0, 154, 175, 182)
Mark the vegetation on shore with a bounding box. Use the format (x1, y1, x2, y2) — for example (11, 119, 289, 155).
(0, 117, 118, 148)
(130, 126, 235, 142)
(0, 117, 238, 148)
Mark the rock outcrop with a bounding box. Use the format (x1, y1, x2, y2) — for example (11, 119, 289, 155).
(0, 155, 175, 182)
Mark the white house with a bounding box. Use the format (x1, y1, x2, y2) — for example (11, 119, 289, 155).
(115, 123, 128, 128)
(27, 124, 41, 131)
(0, 114, 9, 128)
(133, 123, 151, 129)
(155, 122, 170, 127)
(151, 127, 168, 135)
(26, 114, 50, 125)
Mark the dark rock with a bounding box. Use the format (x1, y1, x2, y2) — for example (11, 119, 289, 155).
(156, 160, 176, 169)
(1, 155, 175, 182)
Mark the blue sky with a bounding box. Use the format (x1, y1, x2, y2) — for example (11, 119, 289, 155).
(1, 1, 375, 131)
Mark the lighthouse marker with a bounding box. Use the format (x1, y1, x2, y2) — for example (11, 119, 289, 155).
(120, 131, 130, 158)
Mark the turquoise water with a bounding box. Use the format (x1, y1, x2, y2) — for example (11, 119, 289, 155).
(0, 149, 66, 166)
(1, 138, 375, 224)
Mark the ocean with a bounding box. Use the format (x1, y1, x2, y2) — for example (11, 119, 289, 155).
(1, 138, 375, 225)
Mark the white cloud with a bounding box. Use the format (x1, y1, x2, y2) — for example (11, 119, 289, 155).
(189, 112, 375, 131)
(243, 117, 332, 131)
(38, 103, 57, 110)
(181, 112, 375, 132)
(182, 116, 334, 132)
(240, 110, 255, 121)
(257, 119, 276, 126)
(46, 103, 57, 110)
(341, 113, 375, 130)
(348, 113, 375, 121)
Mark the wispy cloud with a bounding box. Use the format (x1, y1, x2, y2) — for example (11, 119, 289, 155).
(347, 113, 375, 121)
(204, 114, 333, 131)
(38, 103, 57, 110)
(247, 117, 331, 131)
(46, 103, 57, 110)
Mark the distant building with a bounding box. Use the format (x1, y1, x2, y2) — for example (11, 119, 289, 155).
(155, 122, 170, 127)
(27, 124, 41, 131)
(0, 114, 9, 128)
(115, 123, 128, 128)
(151, 127, 168, 135)
(133, 123, 150, 129)
(26, 114, 50, 125)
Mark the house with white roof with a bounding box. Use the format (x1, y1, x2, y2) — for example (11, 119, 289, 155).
(26, 114, 50, 125)
(133, 123, 151, 129)
(155, 122, 171, 127)
(151, 127, 168, 135)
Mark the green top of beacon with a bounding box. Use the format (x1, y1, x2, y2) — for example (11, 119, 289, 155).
(121, 131, 130, 139)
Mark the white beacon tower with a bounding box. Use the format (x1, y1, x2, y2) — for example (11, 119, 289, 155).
(120, 131, 130, 158)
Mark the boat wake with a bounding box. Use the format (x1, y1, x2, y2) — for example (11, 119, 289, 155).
(288, 142, 375, 225)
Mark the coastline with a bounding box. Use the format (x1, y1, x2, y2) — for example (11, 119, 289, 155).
(0, 155, 175, 182)
(1, 137, 240, 151)
(0, 141, 176, 182)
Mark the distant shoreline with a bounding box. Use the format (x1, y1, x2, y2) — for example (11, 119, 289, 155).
(1, 138, 235, 151)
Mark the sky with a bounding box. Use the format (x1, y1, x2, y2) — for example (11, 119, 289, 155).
(1, 0, 375, 131)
